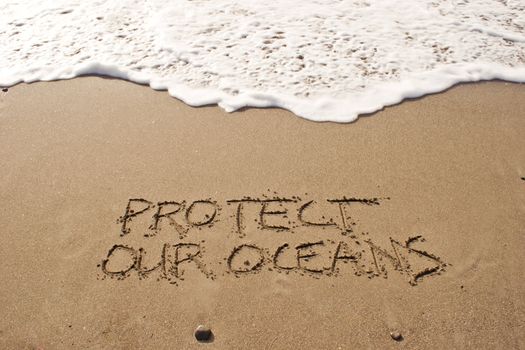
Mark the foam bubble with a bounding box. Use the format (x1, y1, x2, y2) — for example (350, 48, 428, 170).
(1, 0, 524, 122)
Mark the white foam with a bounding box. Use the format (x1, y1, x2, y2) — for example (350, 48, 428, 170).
(1, 0, 525, 122)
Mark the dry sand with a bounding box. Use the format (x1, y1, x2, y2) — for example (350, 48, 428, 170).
(0, 78, 524, 349)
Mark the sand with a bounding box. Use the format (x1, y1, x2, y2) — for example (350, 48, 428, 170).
(0, 78, 524, 349)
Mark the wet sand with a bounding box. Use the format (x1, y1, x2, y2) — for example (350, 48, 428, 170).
(0, 78, 524, 349)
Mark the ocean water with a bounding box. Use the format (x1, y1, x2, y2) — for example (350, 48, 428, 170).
(1, 0, 525, 122)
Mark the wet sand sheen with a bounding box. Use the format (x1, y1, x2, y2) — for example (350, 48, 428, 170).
(0, 78, 524, 349)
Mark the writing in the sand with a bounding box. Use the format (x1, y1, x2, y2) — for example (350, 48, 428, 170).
(98, 195, 447, 286)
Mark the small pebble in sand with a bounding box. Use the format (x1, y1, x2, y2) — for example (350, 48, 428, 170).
(195, 325, 212, 342)
(390, 331, 403, 341)
(1, 88, 7, 92)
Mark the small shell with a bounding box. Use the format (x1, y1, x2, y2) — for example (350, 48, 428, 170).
(390, 331, 403, 341)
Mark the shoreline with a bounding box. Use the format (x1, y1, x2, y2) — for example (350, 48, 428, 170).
(1, 68, 525, 123)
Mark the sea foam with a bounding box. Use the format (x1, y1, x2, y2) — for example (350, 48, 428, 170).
(1, 0, 525, 122)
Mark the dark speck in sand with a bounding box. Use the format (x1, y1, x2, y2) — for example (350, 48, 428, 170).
(521, 177, 525, 181)
(2, 88, 7, 92)
(195, 325, 213, 342)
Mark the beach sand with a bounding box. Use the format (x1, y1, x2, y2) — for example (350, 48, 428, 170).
(0, 78, 524, 349)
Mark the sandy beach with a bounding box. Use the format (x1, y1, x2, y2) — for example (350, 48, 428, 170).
(0, 78, 524, 349)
